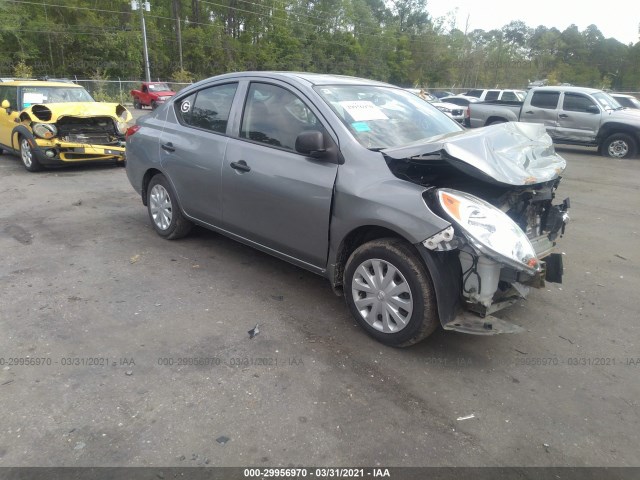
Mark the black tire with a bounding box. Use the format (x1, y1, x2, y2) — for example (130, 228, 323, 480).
(19, 136, 42, 172)
(344, 238, 438, 347)
(601, 133, 637, 159)
(146, 174, 192, 239)
(133, 98, 141, 110)
(151, 101, 158, 110)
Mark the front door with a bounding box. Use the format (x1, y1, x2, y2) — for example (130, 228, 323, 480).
(221, 81, 338, 269)
(0, 85, 20, 149)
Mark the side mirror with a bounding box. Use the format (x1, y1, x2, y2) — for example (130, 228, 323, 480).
(295, 130, 326, 157)
(586, 105, 600, 114)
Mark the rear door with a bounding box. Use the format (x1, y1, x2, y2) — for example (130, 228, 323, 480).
(555, 92, 600, 143)
(521, 90, 561, 137)
(221, 80, 339, 269)
(159, 82, 239, 225)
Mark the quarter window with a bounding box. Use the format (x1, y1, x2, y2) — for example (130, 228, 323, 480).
(241, 83, 322, 151)
(530, 91, 560, 109)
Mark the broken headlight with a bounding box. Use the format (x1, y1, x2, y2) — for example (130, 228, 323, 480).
(32, 123, 57, 139)
(116, 121, 128, 135)
(437, 188, 540, 274)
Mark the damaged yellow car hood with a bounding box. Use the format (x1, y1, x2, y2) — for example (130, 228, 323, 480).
(22, 102, 132, 123)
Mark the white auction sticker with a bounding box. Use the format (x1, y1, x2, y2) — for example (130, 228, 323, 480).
(23, 92, 45, 105)
(339, 101, 388, 121)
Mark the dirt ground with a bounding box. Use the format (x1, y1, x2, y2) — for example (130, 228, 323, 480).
(0, 139, 638, 468)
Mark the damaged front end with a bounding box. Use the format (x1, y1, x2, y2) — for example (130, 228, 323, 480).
(18, 103, 130, 165)
(384, 122, 570, 335)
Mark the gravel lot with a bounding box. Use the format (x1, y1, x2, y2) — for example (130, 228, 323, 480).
(0, 136, 639, 468)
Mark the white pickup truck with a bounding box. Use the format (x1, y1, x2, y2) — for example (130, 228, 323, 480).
(465, 86, 640, 158)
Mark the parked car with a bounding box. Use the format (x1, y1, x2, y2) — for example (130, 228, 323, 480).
(405, 89, 466, 123)
(439, 95, 481, 107)
(430, 90, 455, 99)
(0, 80, 130, 171)
(465, 89, 527, 102)
(611, 93, 640, 110)
(126, 72, 569, 346)
(465, 86, 640, 158)
(131, 82, 176, 110)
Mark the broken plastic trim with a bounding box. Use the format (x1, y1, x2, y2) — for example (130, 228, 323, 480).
(422, 225, 457, 251)
(443, 311, 525, 335)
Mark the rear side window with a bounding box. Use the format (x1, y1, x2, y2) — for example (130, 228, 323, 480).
(530, 91, 560, 109)
(501, 91, 518, 102)
(466, 89, 484, 98)
(175, 83, 238, 134)
(485, 90, 499, 101)
(562, 93, 597, 112)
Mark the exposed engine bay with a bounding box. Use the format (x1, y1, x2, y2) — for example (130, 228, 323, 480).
(56, 116, 124, 146)
(382, 122, 570, 334)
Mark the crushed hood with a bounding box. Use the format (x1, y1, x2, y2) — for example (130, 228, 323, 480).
(21, 102, 132, 123)
(382, 122, 566, 186)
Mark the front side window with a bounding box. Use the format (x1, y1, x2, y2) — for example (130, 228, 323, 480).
(240, 83, 322, 151)
(176, 83, 237, 134)
(562, 93, 597, 112)
(530, 91, 560, 109)
(315, 84, 462, 149)
(0, 86, 18, 109)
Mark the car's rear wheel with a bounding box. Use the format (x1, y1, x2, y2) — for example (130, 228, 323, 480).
(133, 98, 141, 109)
(19, 136, 42, 172)
(344, 238, 438, 347)
(602, 133, 637, 159)
(147, 174, 192, 239)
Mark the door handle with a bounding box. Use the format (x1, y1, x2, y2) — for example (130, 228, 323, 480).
(559, 114, 568, 118)
(230, 160, 251, 172)
(524, 111, 534, 114)
(161, 142, 175, 153)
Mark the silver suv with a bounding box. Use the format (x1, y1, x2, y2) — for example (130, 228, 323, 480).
(126, 72, 570, 346)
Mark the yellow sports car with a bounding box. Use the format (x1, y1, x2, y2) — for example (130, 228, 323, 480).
(0, 80, 131, 172)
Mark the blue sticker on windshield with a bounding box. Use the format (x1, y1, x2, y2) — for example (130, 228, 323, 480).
(352, 122, 371, 132)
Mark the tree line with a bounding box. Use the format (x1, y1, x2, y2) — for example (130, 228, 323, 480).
(1, 0, 639, 90)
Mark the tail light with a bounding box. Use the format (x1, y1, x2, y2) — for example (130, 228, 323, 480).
(125, 124, 141, 140)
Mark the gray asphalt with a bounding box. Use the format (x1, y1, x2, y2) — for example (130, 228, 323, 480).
(0, 138, 638, 468)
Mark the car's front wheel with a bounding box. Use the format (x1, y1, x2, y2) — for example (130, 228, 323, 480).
(344, 238, 439, 347)
(19, 136, 42, 172)
(602, 133, 637, 159)
(146, 174, 192, 239)
(133, 98, 141, 109)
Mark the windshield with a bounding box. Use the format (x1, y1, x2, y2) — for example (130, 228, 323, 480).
(315, 85, 463, 149)
(21, 86, 94, 108)
(592, 92, 621, 110)
(148, 83, 171, 92)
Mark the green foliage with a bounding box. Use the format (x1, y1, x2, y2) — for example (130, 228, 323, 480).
(13, 61, 33, 79)
(0, 0, 637, 90)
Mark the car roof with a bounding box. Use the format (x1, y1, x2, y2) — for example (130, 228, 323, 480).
(1, 80, 83, 88)
(197, 71, 393, 88)
(611, 93, 635, 98)
(532, 86, 602, 94)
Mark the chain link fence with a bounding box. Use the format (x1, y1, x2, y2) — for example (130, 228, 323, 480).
(72, 79, 193, 105)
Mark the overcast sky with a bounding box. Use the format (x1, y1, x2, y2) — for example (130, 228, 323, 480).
(426, 0, 640, 46)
